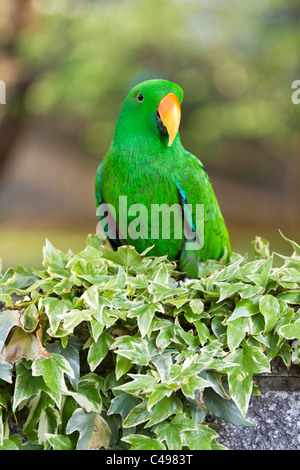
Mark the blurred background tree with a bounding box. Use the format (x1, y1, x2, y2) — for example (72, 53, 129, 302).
(0, 0, 299, 268)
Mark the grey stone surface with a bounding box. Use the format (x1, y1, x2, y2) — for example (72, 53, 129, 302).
(214, 391, 300, 450)
(211, 358, 300, 450)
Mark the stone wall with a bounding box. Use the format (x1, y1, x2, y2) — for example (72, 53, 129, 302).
(211, 358, 300, 450)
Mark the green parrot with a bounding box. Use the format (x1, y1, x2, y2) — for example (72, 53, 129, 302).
(95, 79, 231, 278)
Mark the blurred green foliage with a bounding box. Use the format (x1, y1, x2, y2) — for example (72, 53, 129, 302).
(0, 0, 299, 270)
(18, 0, 300, 157)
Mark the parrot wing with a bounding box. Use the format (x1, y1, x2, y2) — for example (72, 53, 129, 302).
(95, 160, 120, 250)
(175, 152, 231, 277)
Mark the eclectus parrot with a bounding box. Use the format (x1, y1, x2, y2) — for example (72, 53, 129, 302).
(95, 79, 231, 278)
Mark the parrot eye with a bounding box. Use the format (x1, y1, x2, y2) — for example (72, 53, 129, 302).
(137, 93, 144, 102)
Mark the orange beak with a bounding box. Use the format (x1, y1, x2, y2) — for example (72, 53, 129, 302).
(157, 93, 181, 147)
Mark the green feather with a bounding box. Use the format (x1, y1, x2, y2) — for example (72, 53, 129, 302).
(95, 79, 231, 278)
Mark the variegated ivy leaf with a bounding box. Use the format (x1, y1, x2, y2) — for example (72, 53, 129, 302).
(66, 409, 111, 450)
(0, 309, 20, 351)
(153, 414, 197, 450)
(111, 336, 151, 366)
(32, 353, 74, 394)
(39, 297, 70, 335)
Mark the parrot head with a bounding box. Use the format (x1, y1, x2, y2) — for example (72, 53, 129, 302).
(112, 79, 183, 150)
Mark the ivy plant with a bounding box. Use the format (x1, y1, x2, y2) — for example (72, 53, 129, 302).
(0, 233, 299, 450)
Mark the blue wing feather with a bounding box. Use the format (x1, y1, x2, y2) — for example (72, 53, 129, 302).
(95, 160, 119, 250)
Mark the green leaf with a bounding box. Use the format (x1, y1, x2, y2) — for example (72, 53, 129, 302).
(0, 389, 10, 409)
(203, 387, 254, 426)
(243, 285, 264, 298)
(228, 298, 260, 321)
(32, 353, 74, 394)
(46, 433, 73, 450)
(88, 332, 114, 371)
(154, 319, 179, 349)
(122, 434, 166, 450)
(194, 321, 211, 345)
(38, 406, 61, 446)
(151, 352, 173, 382)
(127, 274, 148, 289)
(153, 414, 197, 450)
(176, 322, 200, 348)
(216, 282, 245, 303)
(247, 258, 272, 288)
(147, 383, 174, 409)
(0, 439, 20, 450)
(279, 231, 300, 256)
(259, 294, 281, 333)
(123, 396, 183, 429)
(116, 373, 157, 395)
(70, 375, 103, 413)
(0, 309, 20, 351)
(40, 297, 69, 335)
(23, 303, 39, 332)
(182, 424, 218, 450)
(23, 392, 55, 439)
(0, 410, 4, 447)
(242, 342, 270, 374)
(189, 298, 204, 314)
(122, 400, 149, 427)
(87, 294, 113, 323)
(115, 354, 132, 380)
(279, 320, 300, 340)
(89, 316, 104, 341)
(213, 256, 244, 282)
(149, 282, 187, 302)
(276, 290, 300, 305)
(112, 336, 151, 366)
(82, 285, 100, 309)
(154, 264, 169, 284)
(46, 337, 81, 390)
(0, 294, 12, 307)
(66, 409, 111, 450)
(13, 361, 39, 410)
(55, 308, 91, 335)
(100, 245, 143, 268)
(2, 265, 34, 291)
(43, 239, 70, 277)
(168, 296, 190, 308)
(226, 344, 270, 415)
(251, 236, 270, 258)
(227, 365, 253, 417)
(0, 359, 12, 384)
(227, 316, 250, 351)
(181, 375, 213, 400)
(68, 244, 103, 268)
(144, 396, 183, 428)
(127, 303, 159, 338)
(107, 392, 140, 421)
